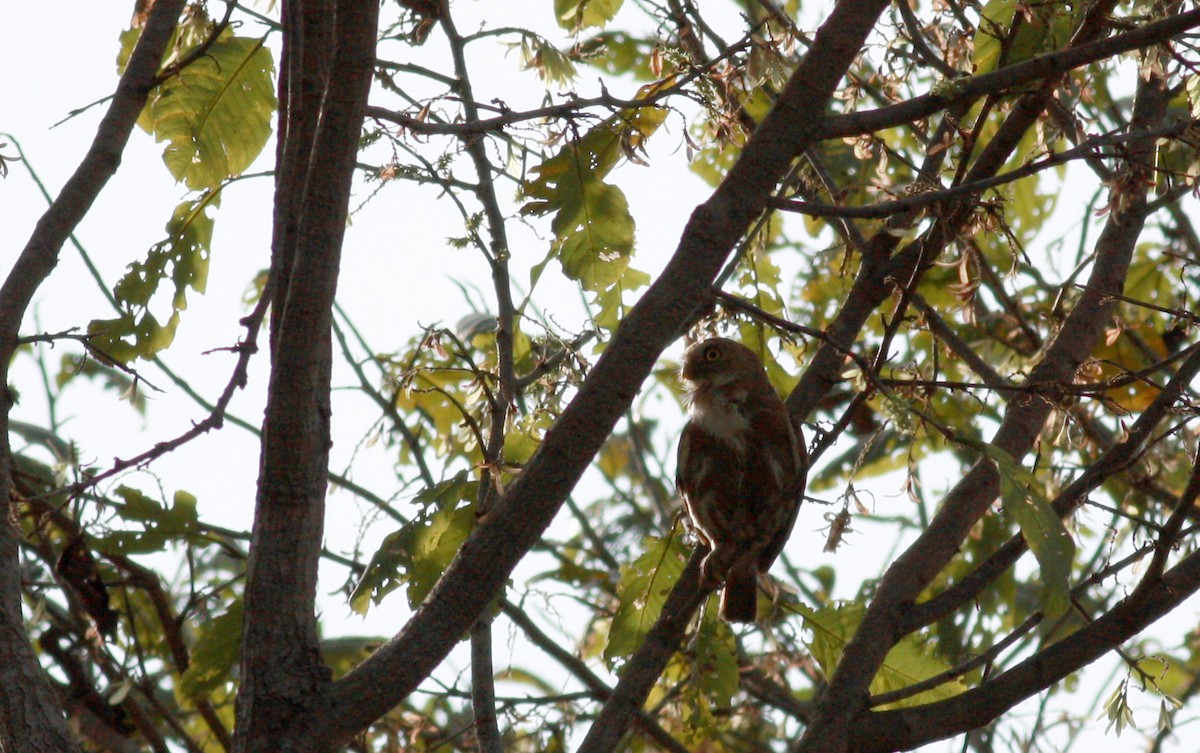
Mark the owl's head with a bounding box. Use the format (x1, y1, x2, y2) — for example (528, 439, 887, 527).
(680, 337, 765, 388)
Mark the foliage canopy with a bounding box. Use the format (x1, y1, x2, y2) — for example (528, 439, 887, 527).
(5, 1, 1200, 752)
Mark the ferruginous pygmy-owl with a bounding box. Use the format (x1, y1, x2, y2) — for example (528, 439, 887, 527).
(676, 337, 806, 623)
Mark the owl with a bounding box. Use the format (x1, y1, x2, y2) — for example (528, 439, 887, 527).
(676, 337, 806, 622)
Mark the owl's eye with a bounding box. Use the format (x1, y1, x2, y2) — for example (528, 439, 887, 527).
(704, 346, 722, 362)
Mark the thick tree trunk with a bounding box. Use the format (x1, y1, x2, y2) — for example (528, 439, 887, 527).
(232, 1, 379, 751)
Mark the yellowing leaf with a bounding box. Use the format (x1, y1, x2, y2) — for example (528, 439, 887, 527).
(349, 473, 478, 614)
(799, 602, 967, 708)
(555, 0, 624, 31)
(604, 531, 687, 668)
(523, 106, 666, 295)
(121, 17, 276, 190)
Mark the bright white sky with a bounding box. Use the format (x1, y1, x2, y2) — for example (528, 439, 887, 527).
(0, 0, 716, 716)
(3, 3, 1197, 751)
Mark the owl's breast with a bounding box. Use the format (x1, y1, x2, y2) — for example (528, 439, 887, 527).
(687, 391, 750, 451)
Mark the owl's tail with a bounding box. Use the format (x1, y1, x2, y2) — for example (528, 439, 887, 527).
(720, 554, 758, 623)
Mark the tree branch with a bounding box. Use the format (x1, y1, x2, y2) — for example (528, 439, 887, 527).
(849, 546, 1200, 752)
(795, 7, 1166, 750)
(818, 9, 1200, 140)
(320, 0, 894, 744)
(902, 341, 1200, 632)
(0, 2, 187, 751)
(234, 1, 379, 751)
(772, 122, 1192, 220)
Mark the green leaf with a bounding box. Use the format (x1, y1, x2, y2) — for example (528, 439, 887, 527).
(692, 601, 739, 706)
(121, 16, 276, 190)
(591, 271, 649, 333)
(93, 485, 200, 554)
(973, 0, 1078, 75)
(523, 104, 666, 295)
(173, 490, 198, 523)
(348, 528, 408, 616)
(502, 410, 554, 466)
(497, 666, 561, 696)
(878, 392, 917, 436)
(349, 473, 478, 614)
(969, 441, 1076, 619)
(322, 636, 385, 680)
(798, 602, 967, 708)
(555, 0, 624, 31)
(668, 600, 739, 745)
(114, 485, 162, 519)
(603, 531, 688, 668)
(556, 180, 634, 290)
(577, 32, 656, 80)
(178, 599, 242, 703)
(89, 198, 214, 362)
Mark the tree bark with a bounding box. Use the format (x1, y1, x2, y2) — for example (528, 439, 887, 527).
(233, 1, 379, 751)
(321, 0, 893, 745)
(795, 36, 1169, 753)
(0, 2, 186, 750)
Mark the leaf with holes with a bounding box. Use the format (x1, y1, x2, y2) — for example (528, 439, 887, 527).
(349, 473, 479, 614)
(523, 104, 665, 295)
(121, 18, 275, 190)
(603, 531, 687, 668)
(89, 198, 213, 362)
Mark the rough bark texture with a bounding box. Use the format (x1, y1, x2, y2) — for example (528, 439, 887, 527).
(6, 3, 1200, 752)
(319, 0, 894, 743)
(851, 546, 1200, 752)
(0, 2, 186, 750)
(795, 42, 1170, 753)
(232, 1, 379, 751)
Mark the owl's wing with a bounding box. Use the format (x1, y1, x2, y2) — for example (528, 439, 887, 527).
(757, 440, 806, 572)
(675, 423, 693, 499)
(742, 401, 806, 571)
(677, 422, 748, 550)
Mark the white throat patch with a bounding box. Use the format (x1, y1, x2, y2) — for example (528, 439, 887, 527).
(688, 392, 750, 447)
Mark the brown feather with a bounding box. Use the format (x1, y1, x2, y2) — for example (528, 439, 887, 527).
(720, 552, 759, 623)
(675, 337, 806, 623)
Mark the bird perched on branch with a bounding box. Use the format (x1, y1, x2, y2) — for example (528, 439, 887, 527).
(676, 337, 806, 622)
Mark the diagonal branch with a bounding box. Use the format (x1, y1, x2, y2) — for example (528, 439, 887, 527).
(849, 546, 1200, 752)
(319, 0, 894, 745)
(0, 3, 188, 751)
(772, 121, 1193, 220)
(902, 341, 1200, 632)
(818, 9, 1200, 140)
(795, 46, 1169, 753)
